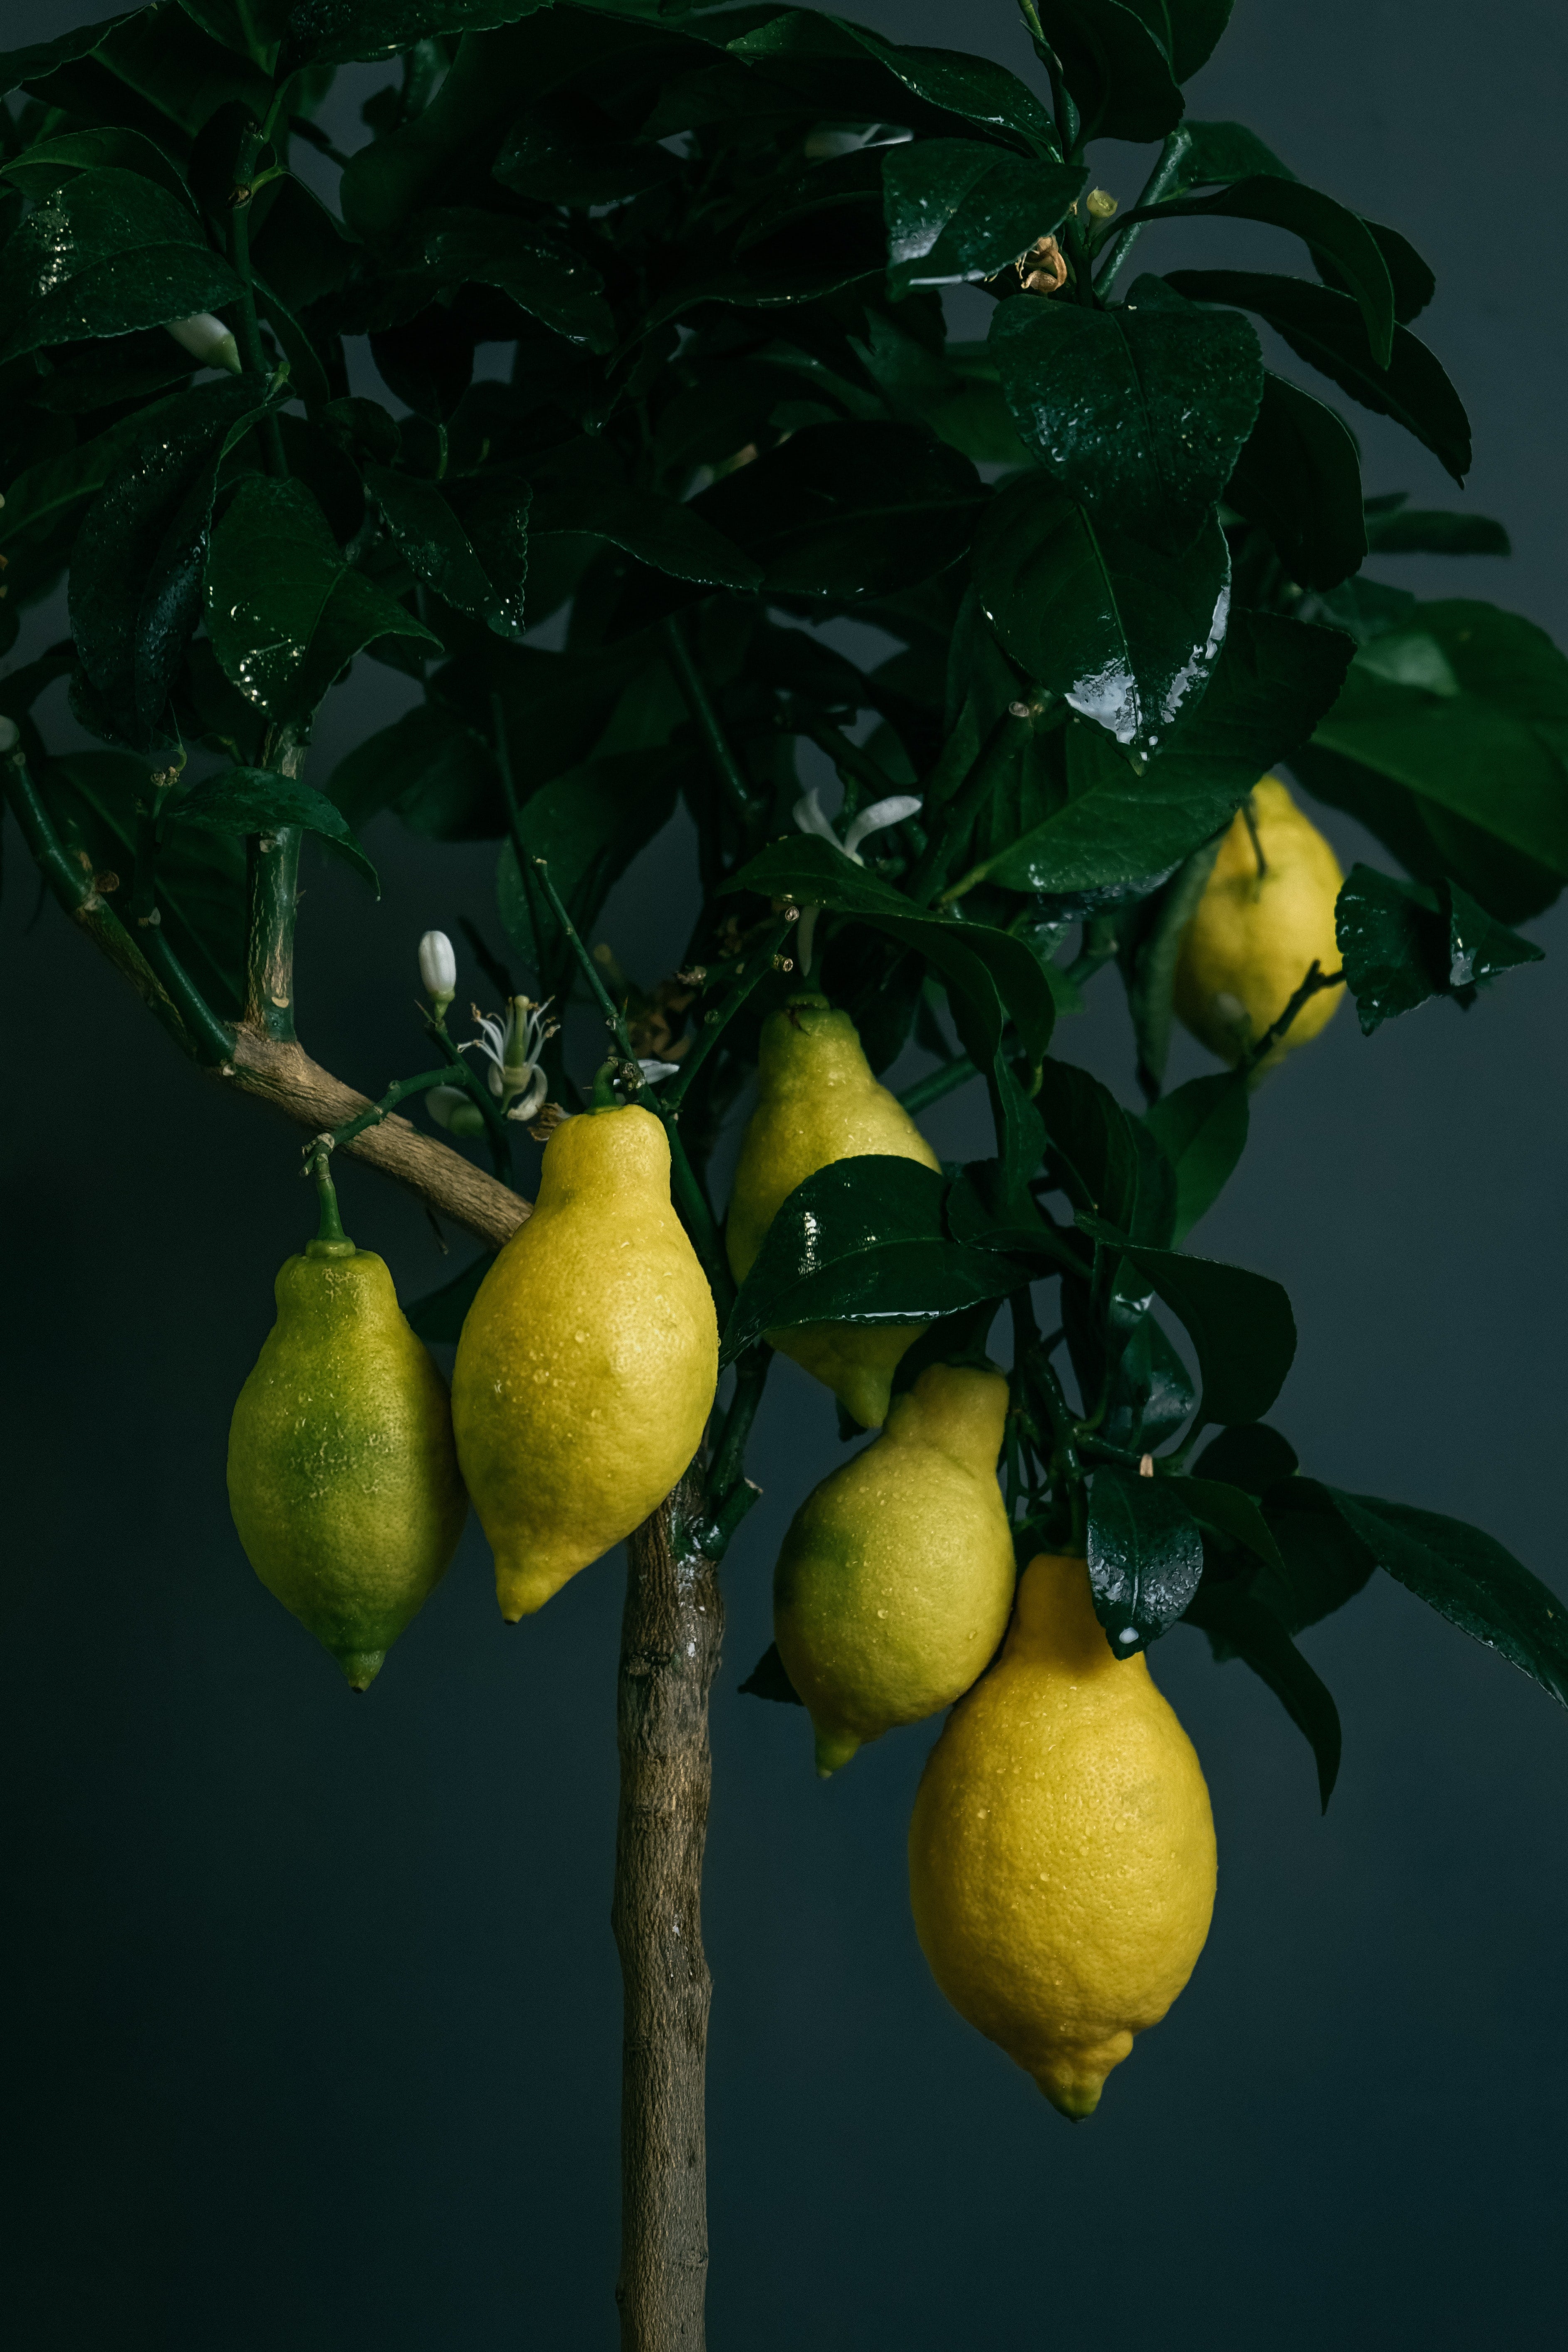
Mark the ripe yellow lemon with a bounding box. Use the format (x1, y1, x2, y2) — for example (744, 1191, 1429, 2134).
(726, 997, 939, 1428)
(228, 1233, 467, 1691)
(452, 1105, 717, 1620)
(774, 1365, 1016, 1776)
(1174, 774, 1344, 1069)
(908, 1552, 1217, 2118)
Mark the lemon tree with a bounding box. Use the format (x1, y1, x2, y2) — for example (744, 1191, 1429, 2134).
(2, 0, 1566, 2342)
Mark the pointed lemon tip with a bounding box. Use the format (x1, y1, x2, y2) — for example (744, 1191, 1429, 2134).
(336, 1648, 386, 1692)
(813, 1724, 861, 1778)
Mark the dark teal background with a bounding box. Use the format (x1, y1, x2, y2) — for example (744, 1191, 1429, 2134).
(3, 4, 1567, 2345)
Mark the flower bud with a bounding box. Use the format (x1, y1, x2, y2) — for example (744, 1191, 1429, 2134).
(427, 1084, 486, 1137)
(418, 929, 457, 1015)
(166, 313, 242, 372)
(1086, 188, 1118, 219)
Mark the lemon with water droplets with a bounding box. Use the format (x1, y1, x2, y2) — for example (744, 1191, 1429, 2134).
(726, 997, 939, 1429)
(909, 1552, 1216, 2118)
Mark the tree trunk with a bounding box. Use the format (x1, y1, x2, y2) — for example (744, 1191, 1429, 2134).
(612, 1483, 722, 2350)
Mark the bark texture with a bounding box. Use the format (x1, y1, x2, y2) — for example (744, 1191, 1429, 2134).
(219, 1028, 529, 1248)
(613, 1485, 722, 2351)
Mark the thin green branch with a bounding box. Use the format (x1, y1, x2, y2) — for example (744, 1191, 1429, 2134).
(530, 855, 645, 1076)
(708, 1343, 773, 1504)
(225, 144, 287, 479)
(662, 614, 755, 821)
(898, 1054, 979, 1114)
(910, 709, 1031, 907)
(663, 919, 791, 1113)
(1094, 125, 1194, 295)
(1, 726, 228, 1062)
(319, 1064, 462, 1153)
(1240, 961, 1346, 1078)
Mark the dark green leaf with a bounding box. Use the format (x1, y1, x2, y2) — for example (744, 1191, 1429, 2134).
(368, 464, 530, 643)
(1037, 1058, 1164, 1237)
(531, 477, 763, 593)
(171, 767, 378, 890)
(420, 208, 616, 354)
(405, 1249, 497, 1341)
(205, 476, 440, 724)
(327, 701, 501, 841)
(1, 124, 195, 210)
(686, 420, 984, 600)
(1133, 176, 1395, 366)
(285, 0, 551, 67)
(1335, 862, 1543, 1033)
(69, 371, 280, 750)
(1319, 219, 1433, 326)
(1328, 1491, 1568, 1713)
(1079, 1214, 1297, 1427)
(1161, 119, 1295, 197)
(1031, 0, 1185, 143)
(0, 12, 139, 94)
(1364, 509, 1509, 557)
(1164, 268, 1471, 483)
(1192, 1421, 1298, 1493)
(496, 749, 684, 981)
(974, 472, 1229, 758)
(1161, 0, 1233, 80)
(1086, 1463, 1204, 1652)
(1311, 601, 1568, 878)
(0, 395, 183, 551)
(722, 1156, 1025, 1366)
(738, 1641, 804, 1705)
(494, 105, 683, 209)
(1183, 1575, 1340, 1807)
(883, 141, 1085, 294)
(1118, 838, 1221, 1093)
(991, 274, 1262, 554)
(1099, 1302, 1195, 1451)
(0, 167, 241, 361)
(1256, 1476, 1374, 1630)
(1169, 1476, 1284, 1570)
(727, 13, 1061, 156)
(1226, 372, 1366, 592)
(1143, 1069, 1248, 1241)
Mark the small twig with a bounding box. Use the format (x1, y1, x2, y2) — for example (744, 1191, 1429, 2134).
(1094, 125, 1194, 295)
(898, 1054, 979, 1114)
(317, 1064, 461, 1153)
(225, 130, 288, 479)
(909, 708, 1032, 907)
(1241, 962, 1346, 1076)
(1242, 796, 1267, 886)
(663, 614, 754, 821)
(663, 918, 791, 1113)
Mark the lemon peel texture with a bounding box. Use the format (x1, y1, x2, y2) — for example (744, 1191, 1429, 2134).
(452, 1104, 718, 1620)
(774, 1365, 1016, 1776)
(1174, 774, 1344, 1070)
(909, 1553, 1217, 2117)
(726, 998, 939, 1428)
(227, 1243, 468, 1690)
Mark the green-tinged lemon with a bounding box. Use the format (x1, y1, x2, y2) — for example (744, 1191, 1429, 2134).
(775, 1364, 1016, 1776)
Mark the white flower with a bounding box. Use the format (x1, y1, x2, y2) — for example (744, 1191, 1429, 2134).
(165, 313, 241, 373)
(460, 996, 557, 1122)
(792, 786, 922, 866)
(636, 1059, 680, 1085)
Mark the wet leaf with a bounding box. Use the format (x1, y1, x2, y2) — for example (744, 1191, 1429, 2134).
(368, 464, 530, 643)
(1087, 1464, 1204, 1654)
(171, 767, 379, 890)
(722, 1157, 1026, 1365)
(204, 475, 440, 723)
(1031, 0, 1185, 144)
(991, 274, 1263, 553)
(1133, 176, 1396, 366)
(1169, 1475, 1283, 1571)
(1164, 267, 1471, 482)
(1335, 863, 1543, 1033)
(883, 140, 1085, 294)
(1328, 1491, 1568, 1713)
(1255, 1476, 1375, 1629)
(0, 166, 241, 361)
(974, 470, 1230, 757)
(420, 208, 616, 354)
(285, 0, 552, 68)
(1079, 1213, 1297, 1427)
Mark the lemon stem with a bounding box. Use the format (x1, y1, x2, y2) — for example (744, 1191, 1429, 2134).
(306, 1145, 356, 1256)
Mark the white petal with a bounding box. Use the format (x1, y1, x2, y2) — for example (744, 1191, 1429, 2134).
(842, 795, 923, 857)
(637, 1059, 681, 1083)
(418, 930, 456, 996)
(792, 789, 841, 845)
